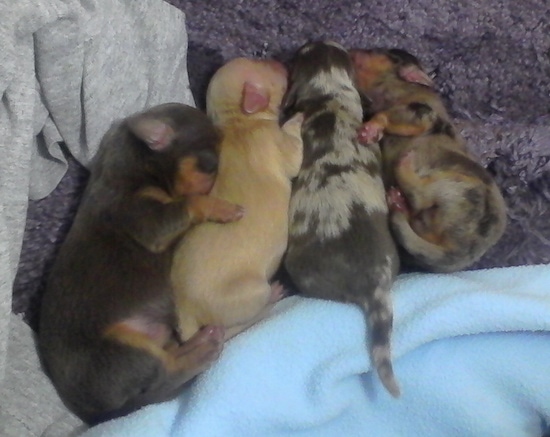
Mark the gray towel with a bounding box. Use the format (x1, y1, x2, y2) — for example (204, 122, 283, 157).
(0, 1, 193, 433)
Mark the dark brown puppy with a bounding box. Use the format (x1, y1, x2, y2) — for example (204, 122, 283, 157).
(38, 103, 243, 423)
(350, 48, 507, 272)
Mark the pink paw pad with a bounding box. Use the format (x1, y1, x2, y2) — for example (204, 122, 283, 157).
(358, 122, 384, 144)
(387, 187, 409, 214)
(269, 281, 287, 304)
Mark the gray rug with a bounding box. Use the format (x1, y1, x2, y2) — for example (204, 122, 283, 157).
(13, 0, 550, 330)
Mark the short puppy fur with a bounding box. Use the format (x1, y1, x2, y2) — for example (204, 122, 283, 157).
(171, 58, 303, 342)
(350, 48, 507, 272)
(38, 103, 242, 423)
(282, 41, 401, 397)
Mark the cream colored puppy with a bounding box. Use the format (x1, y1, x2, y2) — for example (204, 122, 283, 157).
(171, 58, 303, 341)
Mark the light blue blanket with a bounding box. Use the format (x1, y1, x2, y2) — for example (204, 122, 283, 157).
(83, 264, 550, 437)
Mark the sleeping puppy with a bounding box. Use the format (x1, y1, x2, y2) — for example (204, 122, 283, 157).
(282, 41, 401, 398)
(38, 103, 243, 423)
(350, 48, 507, 272)
(171, 58, 303, 342)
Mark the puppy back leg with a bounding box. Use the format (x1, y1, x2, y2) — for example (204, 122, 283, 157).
(193, 277, 283, 341)
(70, 322, 223, 423)
(223, 281, 287, 340)
(174, 298, 207, 342)
(103, 321, 222, 396)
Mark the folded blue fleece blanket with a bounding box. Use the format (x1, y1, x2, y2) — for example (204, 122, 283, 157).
(83, 264, 550, 437)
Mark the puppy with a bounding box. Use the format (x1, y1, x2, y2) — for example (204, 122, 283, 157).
(38, 103, 243, 423)
(171, 58, 303, 342)
(350, 48, 507, 272)
(282, 41, 401, 397)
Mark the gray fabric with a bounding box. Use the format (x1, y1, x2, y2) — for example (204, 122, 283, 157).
(0, 315, 87, 437)
(0, 0, 193, 432)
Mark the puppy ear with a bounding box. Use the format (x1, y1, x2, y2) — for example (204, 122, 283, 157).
(241, 82, 270, 114)
(398, 65, 434, 87)
(128, 117, 176, 151)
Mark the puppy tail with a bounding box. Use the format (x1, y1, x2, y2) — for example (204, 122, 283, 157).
(360, 284, 401, 398)
(390, 211, 449, 270)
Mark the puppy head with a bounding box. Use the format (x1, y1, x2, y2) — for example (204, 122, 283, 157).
(388, 146, 507, 272)
(127, 103, 220, 196)
(206, 57, 288, 124)
(349, 48, 433, 92)
(282, 40, 354, 116)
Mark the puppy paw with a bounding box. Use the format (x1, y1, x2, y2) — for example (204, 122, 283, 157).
(208, 198, 245, 223)
(387, 187, 409, 214)
(173, 325, 225, 373)
(188, 195, 245, 224)
(357, 121, 384, 144)
(269, 281, 287, 304)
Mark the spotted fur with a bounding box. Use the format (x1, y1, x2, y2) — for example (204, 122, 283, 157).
(351, 47, 507, 272)
(282, 41, 401, 397)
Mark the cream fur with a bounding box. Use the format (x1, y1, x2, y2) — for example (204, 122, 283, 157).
(171, 58, 303, 341)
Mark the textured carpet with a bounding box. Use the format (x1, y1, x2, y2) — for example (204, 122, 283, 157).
(13, 0, 550, 330)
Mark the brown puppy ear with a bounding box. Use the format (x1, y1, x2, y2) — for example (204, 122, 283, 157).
(241, 82, 270, 114)
(128, 117, 176, 151)
(398, 64, 434, 87)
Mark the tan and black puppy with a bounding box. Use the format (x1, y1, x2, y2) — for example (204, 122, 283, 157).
(282, 41, 401, 398)
(350, 48, 507, 272)
(38, 103, 243, 424)
(171, 58, 303, 342)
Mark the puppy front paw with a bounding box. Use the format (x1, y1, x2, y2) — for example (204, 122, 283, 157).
(187, 195, 245, 224)
(209, 198, 245, 223)
(357, 120, 385, 144)
(387, 186, 409, 214)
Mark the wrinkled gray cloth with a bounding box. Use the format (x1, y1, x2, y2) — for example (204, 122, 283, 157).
(0, 0, 193, 434)
(0, 315, 86, 437)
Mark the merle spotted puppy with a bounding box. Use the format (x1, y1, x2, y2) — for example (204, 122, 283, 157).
(282, 41, 401, 397)
(350, 48, 507, 273)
